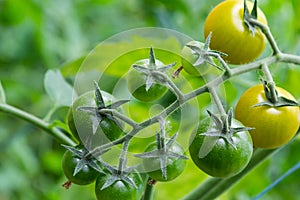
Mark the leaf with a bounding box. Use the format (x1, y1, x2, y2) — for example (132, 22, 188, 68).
(0, 81, 6, 104)
(44, 69, 77, 107)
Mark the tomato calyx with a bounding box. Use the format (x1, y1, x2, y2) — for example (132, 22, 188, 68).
(132, 47, 176, 91)
(62, 144, 104, 175)
(185, 33, 225, 71)
(134, 119, 187, 180)
(77, 81, 128, 135)
(243, 0, 259, 35)
(98, 159, 139, 190)
(200, 109, 253, 149)
(253, 80, 300, 107)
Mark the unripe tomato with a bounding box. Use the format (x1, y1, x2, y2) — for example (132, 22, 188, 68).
(127, 59, 168, 102)
(204, 0, 268, 64)
(62, 150, 99, 185)
(235, 84, 300, 149)
(68, 91, 124, 147)
(181, 41, 216, 76)
(142, 141, 186, 182)
(189, 117, 253, 178)
(95, 171, 146, 200)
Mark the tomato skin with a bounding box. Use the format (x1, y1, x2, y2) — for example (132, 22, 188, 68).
(68, 91, 123, 146)
(181, 41, 216, 76)
(235, 84, 300, 149)
(142, 142, 186, 182)
(127, 59, 168, 102)
(94, 172, 146, 200)
(204, 0, 267, 64)
(189, 118, 253, 178)
(62, 150, 99, 185)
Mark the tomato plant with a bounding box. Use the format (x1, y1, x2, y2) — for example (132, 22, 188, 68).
(68, 89, 124, 146)
(2, 1, 300, 199)
(235, 84, 300, 149)
(204, 0, 267, 64)
(189, 111, 253, 178)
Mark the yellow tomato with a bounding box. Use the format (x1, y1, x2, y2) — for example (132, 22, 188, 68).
(204, 0, 267, 64)
(235, 84, 299, 149)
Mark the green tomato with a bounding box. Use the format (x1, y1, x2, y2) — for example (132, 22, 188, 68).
(181, 41, 216, 76)
(68, 91, 124, 147)
(189, 117, 253, 178)
(95, 171, 146, 200)
(62, 149, 99, 185)
(142, 141, 186, 182)
(127, 59, 168, 102)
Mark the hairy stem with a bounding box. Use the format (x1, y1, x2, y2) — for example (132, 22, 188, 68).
(249, 18, 281, 55)
(152, 71, 185, 102)
(0, 103, 76, 146)
(208, 86, 226, 116)
(261, 63, 278, 102)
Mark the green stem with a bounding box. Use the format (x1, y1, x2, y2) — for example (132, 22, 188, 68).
(152, 71, 185, 102)
(43, 104, 58, 122)
(208, 86, 226, 116)
(0, 103, 76, 146)
(100, 109, 138, 128)
(182, 148, 279, 200)
(249, 18, 281, 55)
(261, 64, 278, 103)
(142, 180, 155, 200)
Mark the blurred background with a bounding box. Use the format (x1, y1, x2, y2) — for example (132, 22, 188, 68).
(0, 0, 300, 199)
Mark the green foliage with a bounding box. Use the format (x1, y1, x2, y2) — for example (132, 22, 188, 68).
(44, 70, 76, 108)
(0, 0, 300, 200)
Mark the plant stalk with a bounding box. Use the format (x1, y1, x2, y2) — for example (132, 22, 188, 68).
(142, 180, 155, 200)
(0, 103, 76, 146)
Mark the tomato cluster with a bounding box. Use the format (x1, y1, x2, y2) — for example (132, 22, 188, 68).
(60, 0, 300, 199)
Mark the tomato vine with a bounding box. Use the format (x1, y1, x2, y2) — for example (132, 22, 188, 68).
(0, 0, 300, 199)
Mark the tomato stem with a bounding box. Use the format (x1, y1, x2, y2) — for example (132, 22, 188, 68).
(208, 86, 226, 116)
(248, 18, 282, 55)
(0, 103, 76, 146)
(261, 64, 279, 103)
(143, 178, 156, 200)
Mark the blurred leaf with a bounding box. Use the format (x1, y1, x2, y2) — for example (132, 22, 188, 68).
(44, 69, 76, 107)
(0, 81, 6, 103)
(60, 56, 86, 77)
(62, 35, 183, 78)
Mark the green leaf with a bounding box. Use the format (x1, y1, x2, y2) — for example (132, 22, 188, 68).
(0, 81, 6, 104)
(44, 69, 77, 107)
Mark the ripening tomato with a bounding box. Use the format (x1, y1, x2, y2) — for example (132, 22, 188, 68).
(204, 0, 268, 64)
(235, 84, 300, 149)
